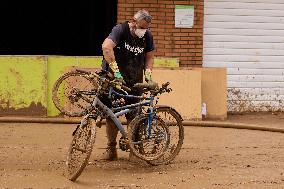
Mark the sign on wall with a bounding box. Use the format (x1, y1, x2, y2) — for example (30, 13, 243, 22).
(175, 5, 194, 28)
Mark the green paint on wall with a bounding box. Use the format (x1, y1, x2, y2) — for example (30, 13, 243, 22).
(0, 56, 47, 110)
(175, 5, 194, 9)
(154, 58, 179, 68)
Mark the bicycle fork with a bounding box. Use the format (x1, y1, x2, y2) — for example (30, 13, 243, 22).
(72, 114, 90, 136)
(146, 96, 155, 139)
(147, 107, 154, 139)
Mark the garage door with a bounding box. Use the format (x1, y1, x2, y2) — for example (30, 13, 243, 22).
(203, 0, 284, 112)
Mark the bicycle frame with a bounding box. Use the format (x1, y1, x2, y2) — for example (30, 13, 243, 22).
(89, 86, 156, 139)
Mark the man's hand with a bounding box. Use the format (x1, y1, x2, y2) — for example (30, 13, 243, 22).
(112, 77, 124, 90)
(145, 68, 152, 82)
(109, 61, 123, 79)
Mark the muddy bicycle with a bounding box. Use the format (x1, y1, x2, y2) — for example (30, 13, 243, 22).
(52, 69, 184, 181)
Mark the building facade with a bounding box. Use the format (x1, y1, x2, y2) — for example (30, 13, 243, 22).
(117, 0, 204, 67)
(203, 0, 284, 112)
(117, 0, 284, 112)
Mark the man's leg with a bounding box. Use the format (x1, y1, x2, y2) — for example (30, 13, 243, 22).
(101, 118, 118, 160)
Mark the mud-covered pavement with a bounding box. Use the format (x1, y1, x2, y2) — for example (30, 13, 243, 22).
(0, 113, 284, 189)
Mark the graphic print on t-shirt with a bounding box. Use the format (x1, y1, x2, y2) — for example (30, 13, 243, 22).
(124, 41, 145, 56)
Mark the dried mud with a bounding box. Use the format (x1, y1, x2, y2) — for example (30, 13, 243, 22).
(0, 113, 284, 189)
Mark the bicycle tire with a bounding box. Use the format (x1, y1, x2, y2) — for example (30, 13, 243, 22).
(65, 119, 96, 181)
(128, 114, 170, 161)
(147, 106, 184, 165)
(52, 71, 98, 117)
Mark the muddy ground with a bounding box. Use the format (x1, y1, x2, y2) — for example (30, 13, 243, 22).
(0, 112, 284, 189)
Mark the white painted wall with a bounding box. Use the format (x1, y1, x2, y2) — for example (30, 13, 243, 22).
(203, 0, 284, 112)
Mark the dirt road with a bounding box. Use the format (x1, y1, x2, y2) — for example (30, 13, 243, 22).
(0, 113, 284, 189)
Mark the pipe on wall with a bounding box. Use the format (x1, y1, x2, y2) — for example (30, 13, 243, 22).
(0, 117, 283, 134)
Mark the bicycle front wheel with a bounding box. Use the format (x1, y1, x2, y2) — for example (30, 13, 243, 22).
(52, 71, 98, 117)
(65, 119, 96, 181)
(128, 114, 170, 161)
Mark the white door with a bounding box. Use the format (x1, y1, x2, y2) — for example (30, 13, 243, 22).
(203, 0, 284, 112)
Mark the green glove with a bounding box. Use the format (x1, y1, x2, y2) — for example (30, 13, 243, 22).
(109, 61, 122, 79)
(145, 68, 152, 82)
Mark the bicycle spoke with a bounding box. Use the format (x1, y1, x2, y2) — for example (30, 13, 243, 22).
(147, 107, 184, 165)
(52, 71, 98, 117)
(129, 115, 170, 161)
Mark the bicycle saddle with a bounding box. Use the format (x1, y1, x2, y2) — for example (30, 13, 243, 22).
(133, 81, 158, 90)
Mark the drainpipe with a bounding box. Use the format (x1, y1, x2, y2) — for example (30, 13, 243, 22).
(0, 117, 283, 133)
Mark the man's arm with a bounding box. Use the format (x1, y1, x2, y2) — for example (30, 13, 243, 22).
(102, 38, 116, 64)
(102, 38, 123, 80)
(144, 50, 154, 82)
(145, 50, 154, 70)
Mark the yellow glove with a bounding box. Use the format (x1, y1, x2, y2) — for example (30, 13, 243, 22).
(145, 68, 152, 82)
(109, 61, 122, 79)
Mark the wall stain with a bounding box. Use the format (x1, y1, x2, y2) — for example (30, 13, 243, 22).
(9, 68, 23, 86)
(228, 88, 284, 112)
(0, 101, 46, 116)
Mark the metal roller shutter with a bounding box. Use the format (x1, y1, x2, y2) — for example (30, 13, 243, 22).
(203, 0, 284, 112)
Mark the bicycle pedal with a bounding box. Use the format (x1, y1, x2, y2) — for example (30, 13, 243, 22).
(119, 137, 129, 151)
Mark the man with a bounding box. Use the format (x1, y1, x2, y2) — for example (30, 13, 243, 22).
(101, 9, 155, 160)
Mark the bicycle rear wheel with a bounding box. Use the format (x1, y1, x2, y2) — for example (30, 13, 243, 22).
(52, 71, 98, 117)
(65, 118, 96, 181)
(147, 106, 184, 165)
(128, 114, 170, 161)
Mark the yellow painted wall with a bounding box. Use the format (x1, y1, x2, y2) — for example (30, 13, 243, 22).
(153, 69, 202, 120)
(153, 68, 227, 120)
(201, 68, 227, 120)
(0, 56, 47, 116)
(0, 56, 227, 120)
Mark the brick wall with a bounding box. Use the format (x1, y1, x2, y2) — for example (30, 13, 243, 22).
(117, 0, 204, 67)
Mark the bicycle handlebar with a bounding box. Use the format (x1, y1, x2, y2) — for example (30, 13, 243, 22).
(76, 69, 130, 91)
(121, 85, 131, 93)
(75, 69, 171, 95)
(134, 81, 172, 95)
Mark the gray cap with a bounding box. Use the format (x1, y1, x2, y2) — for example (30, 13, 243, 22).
(133, 9, 152, 23)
